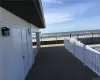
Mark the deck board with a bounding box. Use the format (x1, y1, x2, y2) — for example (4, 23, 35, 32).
(26, 46, 98, 80)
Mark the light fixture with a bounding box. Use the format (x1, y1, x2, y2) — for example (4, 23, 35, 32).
(1, 27, 10, 36)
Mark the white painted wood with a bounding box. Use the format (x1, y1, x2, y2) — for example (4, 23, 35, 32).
(0, 23, 21, 80)
(12, 27, 25, 80)
(0, 7, 29, 29)
(0, 7, 39, 32)
(30, 24, 39, 33)
(0, 20, 34, 80)
(21, 28, 30, 77)
(0, 7, 40, 80)
(0, 23, 3, 80)
(26, 28, 34, 68)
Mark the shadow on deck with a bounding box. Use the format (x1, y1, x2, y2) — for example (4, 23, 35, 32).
(26, 46, 98, 80)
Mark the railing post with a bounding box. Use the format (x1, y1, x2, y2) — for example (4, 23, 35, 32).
(36, 32, 41, 50)
(83, 45, 86, 66)
(99, 55, 100, 73)
(74, 41, 76, 57)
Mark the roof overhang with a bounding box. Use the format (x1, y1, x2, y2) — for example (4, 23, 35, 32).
(0, 0, 45, 28)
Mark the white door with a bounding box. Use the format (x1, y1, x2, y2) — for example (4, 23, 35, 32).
(27, 29, 34, 68)
(21, 29, 29, 77)
(12, 27, 24, 80)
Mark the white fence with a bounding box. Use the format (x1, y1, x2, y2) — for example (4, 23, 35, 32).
(64, 38, 100, 76)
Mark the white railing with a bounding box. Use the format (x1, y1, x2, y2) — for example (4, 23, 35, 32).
(64, 38, 100, 76)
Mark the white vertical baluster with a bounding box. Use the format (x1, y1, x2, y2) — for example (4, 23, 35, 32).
(92, 52, 93, 68)
(94, 53, 95, 70)
(83, 45, 86, 66)
(99, 55, 100, 73)
(90, 52, 92, 67)
(74, 41, 76, 57)
(95, 54, 97, 71)
(95, 54, 96, 70)
(97, 54, 98, 72)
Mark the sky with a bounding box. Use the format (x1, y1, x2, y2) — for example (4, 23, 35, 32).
(40, 0, 100, 33)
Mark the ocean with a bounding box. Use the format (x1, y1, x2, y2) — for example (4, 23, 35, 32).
(32, 29, 100, 38)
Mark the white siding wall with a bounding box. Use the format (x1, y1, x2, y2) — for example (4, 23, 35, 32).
(30, 24, 39, 33)
(0, 7, 39, 80)
(0, 7, 29, 29)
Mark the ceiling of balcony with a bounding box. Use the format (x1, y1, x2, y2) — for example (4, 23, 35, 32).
(0, 0, 45, 28)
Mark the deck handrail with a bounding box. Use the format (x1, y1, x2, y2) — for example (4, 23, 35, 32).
(64, 38, 100, 76)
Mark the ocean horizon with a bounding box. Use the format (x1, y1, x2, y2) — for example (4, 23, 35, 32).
(32, 29, 100, 38)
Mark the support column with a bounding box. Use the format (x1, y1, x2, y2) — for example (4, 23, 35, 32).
(36, 32, 41, 50)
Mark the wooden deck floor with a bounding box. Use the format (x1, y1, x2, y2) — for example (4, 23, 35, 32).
(26, 46, 98, 80)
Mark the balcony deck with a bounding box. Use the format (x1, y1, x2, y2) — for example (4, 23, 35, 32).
(26, 46, 98, 80)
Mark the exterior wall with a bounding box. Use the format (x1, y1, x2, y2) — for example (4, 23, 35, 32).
(0, 7, 39, 80)
(30, 23, 39, 33)
(0, 7, 29, 29)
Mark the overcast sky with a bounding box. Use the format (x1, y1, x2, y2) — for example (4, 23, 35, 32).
(40, 0, 100, 33)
